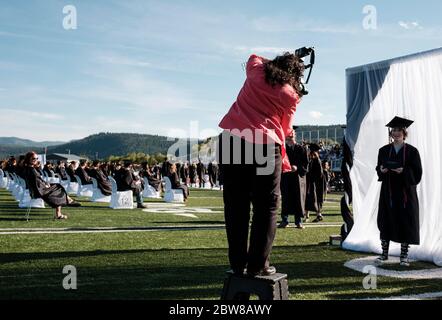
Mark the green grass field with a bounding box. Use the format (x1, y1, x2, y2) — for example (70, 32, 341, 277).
(0, 188, 441, 300)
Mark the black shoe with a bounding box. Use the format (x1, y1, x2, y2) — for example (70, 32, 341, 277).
(137, 203, 147, 209)
(68, 201, 81, 207)
(247, 266, 276, 277)
(278, 221, 289, 229)
(312, 216, 323, 223)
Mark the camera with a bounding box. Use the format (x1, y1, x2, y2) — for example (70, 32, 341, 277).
(295, 47, 315, 95)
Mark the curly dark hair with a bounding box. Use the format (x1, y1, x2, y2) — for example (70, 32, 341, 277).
(264, 52, 305, 96)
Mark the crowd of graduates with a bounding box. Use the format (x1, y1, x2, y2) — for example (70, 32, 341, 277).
(1, 138, 342, 222)
(0, 154, 223, 217)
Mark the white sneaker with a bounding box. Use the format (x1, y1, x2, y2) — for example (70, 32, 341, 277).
(400, 259, 410, 267)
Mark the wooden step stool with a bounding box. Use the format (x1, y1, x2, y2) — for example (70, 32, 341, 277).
(221, 272, 289, 300)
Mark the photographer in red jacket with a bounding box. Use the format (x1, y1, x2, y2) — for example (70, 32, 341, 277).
(218, 52, 306, 276)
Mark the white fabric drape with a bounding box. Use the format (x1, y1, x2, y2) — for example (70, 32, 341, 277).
(343, 48, 442, 266)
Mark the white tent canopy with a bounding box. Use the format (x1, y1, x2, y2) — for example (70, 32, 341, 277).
(342, 47, 442, 266)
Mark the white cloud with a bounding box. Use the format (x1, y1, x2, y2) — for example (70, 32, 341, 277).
(398, 21, 423, 30)
(97, 54, 152, 68)
(1, 108, 64, 120)
(251, 17, 359, 35)
(309, 111, 324, 119)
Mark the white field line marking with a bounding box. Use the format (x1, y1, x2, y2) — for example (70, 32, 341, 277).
(0, 224, 342, 235)
(174, 213, 198, 218)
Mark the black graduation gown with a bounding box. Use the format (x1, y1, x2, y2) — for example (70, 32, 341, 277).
(376, 143, 422, 245)
(24, 167, 69, 208)
(66, 167, 77, 182)
(89, 168, 112, 196)
(281, 143, 309, 218)
(167, 172, 189, 199)
(305, 157, 324, 213)
(208, 163, 219, 186)
(139, 169, 162, 192)
(197, 162, 205, 179)
(114, 168, 141, 194)
(75, 167, 92, 185)
(189, 164, 197, 183)
(56, 167, 68, 180)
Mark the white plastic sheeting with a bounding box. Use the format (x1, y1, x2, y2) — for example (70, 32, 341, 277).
(342, 48, 442, 266)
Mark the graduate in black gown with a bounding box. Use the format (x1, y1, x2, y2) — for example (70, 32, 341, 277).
(66, 161, 77, 182)
(196, 160, 206, 188)
(167, 163, 189, 200)
(23, 152, 80, 219)
(279, 126, 309, 229)
(114, 161, 147, 208)
(139, 162, 162, 192)
(89, 160, 112, 196)
(376, 117, 422, 266)
(189, 163, 197, 185)
(75, 160, 92, 185)
(208, 161, 219, 188)
(305, 143, 325, 222)
(55, 161, 68, 181)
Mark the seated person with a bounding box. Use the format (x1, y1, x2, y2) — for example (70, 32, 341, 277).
(88, 160, 112, 196)
(114, 161, 147, 209)
(167, 163, 189, 201)
(55, 161, 68, 181)
(15, 156, 26, 179)
(43, 163, 55, 177)
(35, 161, 45, 176)
(75, 160, 92, 185)
(139, 162, 162, 192)
(66, 161, 77, 182)
(23, 152, 80, 219)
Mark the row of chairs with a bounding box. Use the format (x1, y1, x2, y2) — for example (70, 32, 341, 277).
(0, 169, 45, 209)
(0, 169, 187, 213)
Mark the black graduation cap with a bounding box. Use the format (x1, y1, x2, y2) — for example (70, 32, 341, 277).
(292, 125, 299, 130)
(386, 116, 414, 129)
(309, 143, 321, 152)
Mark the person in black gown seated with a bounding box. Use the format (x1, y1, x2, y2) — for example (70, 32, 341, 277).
(66, 161, 77, 182)
(23, 152, 81, 219)
(114, 160, 147, 209)
(167, 163, 189, 201)
(139, 162, 162, 192)
(89, 160, 112, 196)
(55, 161, 68, 181)
(75, 160, 92, 185)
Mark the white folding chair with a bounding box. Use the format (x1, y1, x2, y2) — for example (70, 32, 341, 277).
(0, 169, 8, 189)
(142, 177, 161, 199)
(66, 175, 79, 195)
(108, 176, 134, 209)
(74, 175, 93, 198)
(90, 177, 111, 203)
(163, 177, 184, 203)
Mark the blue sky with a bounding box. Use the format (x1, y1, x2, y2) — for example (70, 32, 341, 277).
(0, 0, 441, 141)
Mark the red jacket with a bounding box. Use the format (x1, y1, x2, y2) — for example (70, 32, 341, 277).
(219, 54, 300, 172)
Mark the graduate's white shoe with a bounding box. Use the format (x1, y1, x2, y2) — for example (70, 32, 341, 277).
(400, 258, 410, 267)
(375, 256, 388, 265)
